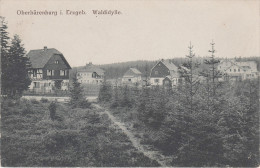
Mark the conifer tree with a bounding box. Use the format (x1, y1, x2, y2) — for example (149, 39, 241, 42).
(1, 16, 10, 96)
(2, 34, 31, 98)
(70, 76, 90, 108)
(203, 41, 221, 96)
(98, 79, 112, 102)
(179, 42, 200, 113)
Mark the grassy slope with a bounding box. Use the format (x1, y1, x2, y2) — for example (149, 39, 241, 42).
(1, 99, 159, 167)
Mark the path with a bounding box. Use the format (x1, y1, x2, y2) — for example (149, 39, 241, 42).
(22, 95, 98, 102)
(93, 104, 172, 167)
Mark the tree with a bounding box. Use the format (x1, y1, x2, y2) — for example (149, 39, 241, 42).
(121, 85, 132, 108)
(70, 76, 90, 108)
(2, 34, 31, 98)
(1, 17, 10, 96)
(98, 80, 112, 102)
(178, 42, 200, 114)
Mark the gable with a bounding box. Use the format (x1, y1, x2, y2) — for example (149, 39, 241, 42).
(44, 54, 71, 70)
(123, 68, 142, 77)
(150, 61, 170, 77)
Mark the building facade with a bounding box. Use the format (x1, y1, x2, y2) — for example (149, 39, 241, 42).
(217, 59, 259, 81)
(122, 68, 142, 85)
(27, 46, 71, 93)
(77, 62, 104, 85)
(150, 59, 180, 86)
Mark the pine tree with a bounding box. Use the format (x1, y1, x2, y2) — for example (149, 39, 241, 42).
(2, 35, 31, 98)
(179, 42, 200, 114)
(98, 80, 112, 102)
(200, 41, 222, 113)
(121, 85, 132, 108)
(1, 16, 10, 96)
(203, 41, 221, 96)
(69, 76, 90, 108)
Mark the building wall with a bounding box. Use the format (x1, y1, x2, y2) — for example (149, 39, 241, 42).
(122, 75, 142, 83)
(28, 79, 70, 93)
(218, 61, 259, 81)
(150, 61, 170, 78)
(77, 72, 103, 85)
(150, 77, 165, 85)
(43, 54, 70, 80)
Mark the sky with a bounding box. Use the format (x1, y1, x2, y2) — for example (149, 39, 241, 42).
(1, 0, 259, 67)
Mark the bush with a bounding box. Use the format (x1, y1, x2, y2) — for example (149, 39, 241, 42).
(31, 99, 39, 104)
(40, 98, 48, 103)
(22, 103, 34, 115)
(48, 102, 57, 121)
(78, 99, 91, 109)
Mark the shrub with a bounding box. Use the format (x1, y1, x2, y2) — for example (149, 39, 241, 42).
(48, 102, 57, 121)
(22, 103, 34, 115)
(40, 98, 48, 103)
(31, 99, 39, 104)
(78, 99, 91, 109)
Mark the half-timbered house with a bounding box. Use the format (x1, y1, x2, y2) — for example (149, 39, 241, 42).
(27, 46, 71, 93)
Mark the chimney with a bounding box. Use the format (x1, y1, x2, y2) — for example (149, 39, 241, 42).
(44, 46, 47, 51)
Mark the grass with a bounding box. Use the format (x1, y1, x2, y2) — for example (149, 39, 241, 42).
(1, 98, 159, 167)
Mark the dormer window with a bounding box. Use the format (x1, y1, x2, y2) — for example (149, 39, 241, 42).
(55, 60, 59, 64)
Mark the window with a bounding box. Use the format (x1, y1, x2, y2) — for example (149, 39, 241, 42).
(155, 71, 158, 75)
(154, 79, 159, 83)
(60, 70, 67, 76)
(230, 69, 231, 72)
(55, 60, 59, 64)
(33, 69, 37, 77)
(234, 69, 236, 72)
(238, 69, 240, 72)
(33, 82, 40, 88)
(128, 79, 131, 82)
(47, 70, 54, 76)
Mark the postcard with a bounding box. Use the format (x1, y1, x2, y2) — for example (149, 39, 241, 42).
(0, 0, 259, 167)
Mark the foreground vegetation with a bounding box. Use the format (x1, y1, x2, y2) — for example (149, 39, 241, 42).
(1, 98, 159, 167)
(99, 79, 259, 167)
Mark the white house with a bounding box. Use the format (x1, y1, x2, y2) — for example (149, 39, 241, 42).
(217, 59, 258, 81)
(77, 62, 104, 85)
(122, 68, 142, 85)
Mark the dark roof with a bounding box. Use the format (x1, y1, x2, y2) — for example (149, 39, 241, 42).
(78, 63, 105, 75)
(161, 60, 178, 71)
(151, 60, 178, 72)
(123, 68, 142, 77)
(27, 48, 71, 69)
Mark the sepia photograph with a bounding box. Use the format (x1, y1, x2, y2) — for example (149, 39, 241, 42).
(0, 0, 259, 167)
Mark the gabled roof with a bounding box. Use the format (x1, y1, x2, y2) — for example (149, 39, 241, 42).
(78, 63, 105, 75)
(162, 60, 178, 71)
(219, 59, 257, 72)
(123, 68, 142, 77)
(151, 60, 178, 72)
(27, 48, 71, 69)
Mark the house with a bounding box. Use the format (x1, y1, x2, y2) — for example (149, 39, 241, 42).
(217, 59, 259, 81)
(150, 59, 180, 86)
(122, 68, 142, 85)
(77, 62, 104, 85)
(27, 46, 71, 93)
